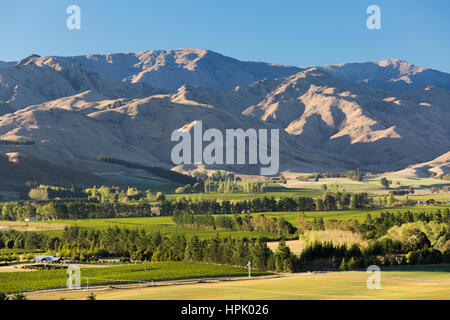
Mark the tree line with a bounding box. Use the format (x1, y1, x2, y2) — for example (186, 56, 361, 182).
(296, 170, 364, 182)
(0, 226, 295, 273)
(297, 208, 450, 241)
(161, 193, 369, 216)
(0, 139, 35, 145)
(2, 224, 448, 272)
(298, 238, 449, 271)
(172, 213, 296, 236)
(1, 192, 371, 221)
(0, 201, 153, 221)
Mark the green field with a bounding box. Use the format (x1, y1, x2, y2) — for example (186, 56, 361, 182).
(25, 265, 450, 300)
(0, 261, 265, 294)
(259, 205, 450, 225)
(35, 216, 279, 239)
(0, 248, 44, 255)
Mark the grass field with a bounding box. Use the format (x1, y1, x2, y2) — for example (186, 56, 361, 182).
(31, 216, 279, 239)
(24, 265, 450, 300)
(0, 261, 265, 294)
(260, 205, 450, 225)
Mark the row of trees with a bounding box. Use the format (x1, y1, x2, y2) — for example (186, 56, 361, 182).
(0, 201, 153, 221)
(26, 184, 163, 203)
(189, 169, 236, 182)
(297, 170, 364, 182)
(359, 209, 450, 239)
(0, 139, 35, 145)
(160, 196, 315, 216)
(298, 239, 449, 270)
(0, 226, 295, 273)
(1, 192, 370, 221)
(297, 209, 450, 240)
(172, 213, 296, 236)
(180, 169, 270, 194)
(4, 224, 447, 272)
(161, 193, 369, 216)
(209, 179, 267, 194)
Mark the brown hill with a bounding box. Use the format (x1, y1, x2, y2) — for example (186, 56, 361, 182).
(0, 51, 449, 188)
(392, 151, 450, 178)
(212, 68, 450, 171)
(0, 55, 156, 111)
(0, 89, 355, 188)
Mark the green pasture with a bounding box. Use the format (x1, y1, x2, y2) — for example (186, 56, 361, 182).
(0, 261, 265, 294)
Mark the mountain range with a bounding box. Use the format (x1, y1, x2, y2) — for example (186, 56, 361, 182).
(0, 49, 449, 189)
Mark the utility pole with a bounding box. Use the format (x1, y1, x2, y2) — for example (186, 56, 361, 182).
(247, 261, 251, 278)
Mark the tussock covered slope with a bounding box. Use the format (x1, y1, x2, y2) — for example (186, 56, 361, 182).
(0, 89, 354, 187)
(210, 68, 450, 171)
(393, 151, 450, 178)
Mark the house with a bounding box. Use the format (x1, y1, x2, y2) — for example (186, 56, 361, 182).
(33, 255, 62, 264)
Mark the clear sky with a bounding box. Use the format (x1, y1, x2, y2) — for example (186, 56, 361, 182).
(1, 0, 449, 72)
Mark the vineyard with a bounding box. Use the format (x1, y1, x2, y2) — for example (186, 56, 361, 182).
(0, 261, 266, 294)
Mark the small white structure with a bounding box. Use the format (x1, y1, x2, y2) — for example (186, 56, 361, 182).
(33, 255, 61, 264)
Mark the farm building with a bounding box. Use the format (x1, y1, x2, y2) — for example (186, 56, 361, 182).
(33, 255, 62, 264)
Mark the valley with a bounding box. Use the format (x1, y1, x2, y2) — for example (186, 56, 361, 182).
(0, 49, 449, 301)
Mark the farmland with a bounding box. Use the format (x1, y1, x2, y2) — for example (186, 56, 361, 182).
(23, 265, 450, 300)
(0, 261, 265, 294)
(13, 205, 446, 239)
(1, 175, 449, 301)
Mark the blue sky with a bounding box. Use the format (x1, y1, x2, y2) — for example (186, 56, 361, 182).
(1, 0, 449, 72)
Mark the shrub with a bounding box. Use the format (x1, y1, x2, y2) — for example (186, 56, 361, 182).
(339, 258, 347, 271)
(406, 251, 419, 264)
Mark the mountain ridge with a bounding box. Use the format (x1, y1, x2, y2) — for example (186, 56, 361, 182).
(60, 48, 302, 91)
(0, 55, 158, 111)
(0, 49, 449, 188)
(55, 49, 450, 92)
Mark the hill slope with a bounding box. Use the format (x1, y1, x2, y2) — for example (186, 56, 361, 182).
(318, 59, 450, 91)
(180, 68, 450, 171)
(0, 55, 156, 110)
(0, 89, 354, 187)
(0, 50, 449, 188)
(393, 151, 450, 178)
